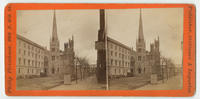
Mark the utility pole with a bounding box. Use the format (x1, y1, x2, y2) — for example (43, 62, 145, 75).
(75, 57, 78, 84)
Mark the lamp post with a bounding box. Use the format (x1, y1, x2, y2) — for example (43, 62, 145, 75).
(161, 58, 166, 83)
(74, 57, 78, 84)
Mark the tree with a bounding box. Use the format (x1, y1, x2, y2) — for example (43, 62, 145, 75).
(76, 56, 90, 79)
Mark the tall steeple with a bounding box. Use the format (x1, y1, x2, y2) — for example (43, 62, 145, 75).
(52, 10, 58, 41)
(50, 10, 59, 52)
(136, 9, 146, 52)
(138, 9, 144, 42)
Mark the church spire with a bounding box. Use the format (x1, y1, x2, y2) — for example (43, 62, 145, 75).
(138, 9, 144, 42)
(52, 10, 58, 41)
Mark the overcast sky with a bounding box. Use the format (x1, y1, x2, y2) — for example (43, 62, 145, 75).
(17, 8, 183, 64)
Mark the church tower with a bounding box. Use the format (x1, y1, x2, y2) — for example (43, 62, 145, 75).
(50, 10, 60, 75)
(136, 9, 146, 52)
(135, 9, 147, 76)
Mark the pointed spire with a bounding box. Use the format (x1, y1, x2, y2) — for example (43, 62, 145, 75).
(52, 10, 58, 41)
(138, 9, 144, 42)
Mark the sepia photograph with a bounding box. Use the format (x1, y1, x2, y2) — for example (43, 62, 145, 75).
(16, 9, 107, 90)
(16, 8, 183, 90)
(105, 8, 183, 90)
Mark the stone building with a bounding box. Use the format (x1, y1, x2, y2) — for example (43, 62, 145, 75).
(134, 10, 161, 77)
(107, 37, 135, 77)
(16, 11, 75, 79)
(61, 38, 75, 76)
(105, 9, 161, 78)
(44, 11, 75, 77)
(16, 34, 46, 78)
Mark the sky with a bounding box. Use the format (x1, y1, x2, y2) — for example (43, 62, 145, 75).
(17, 8, 183, 64)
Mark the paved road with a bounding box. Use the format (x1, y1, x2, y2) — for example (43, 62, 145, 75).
(109, 75, 150, 90)
(49, 75, 106, 90)
(136, 74, 183, 90)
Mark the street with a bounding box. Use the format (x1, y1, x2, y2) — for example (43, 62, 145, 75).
(49, 75, 106, 90)
(136, 74, 183, 90)
(109, 75, 150, 90)
(16, 76, 63, 90)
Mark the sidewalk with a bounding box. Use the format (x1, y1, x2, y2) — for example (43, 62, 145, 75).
(16, 76, 63, 90)
(136, 74, 183, 90)
(49, 75, 106, 90)
(109, 75, 150, 90)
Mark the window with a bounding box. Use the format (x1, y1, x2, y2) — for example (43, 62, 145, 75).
(24, 43, 26, 48)
(110, 51, 113, 56)
(138, 56, 142, 61)
(138, 67, 141, 74)
(115, 52, 117, 57)
(32, 60, 34, 66)
(110, 44, 113, 49)
(52, 56, 55, 61)
(138, 48, 142, 52)
(52, 48, 55, 52)
(111, 59, 113, 65)
(52, 68, 55, 74)
(24, 59, 26, 65)
(28, 60, 30, 65)
(57, 68, 59, 72)
(19, 49, 21, 54)
(122, 54, 124, 59)
(18, 68, 20, 73)
(35, 61, 37, 67)
(18, 58, 21, 64)
(24, 50, 26, 56)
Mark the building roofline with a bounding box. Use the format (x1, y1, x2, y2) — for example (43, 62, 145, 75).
(17, 34, 45, 50)
(107, 36, 132, 51)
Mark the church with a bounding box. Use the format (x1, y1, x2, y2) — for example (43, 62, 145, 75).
(44, 11, 75, 77)
(104, 9, 161, 79)
(16, 11, 75, 79)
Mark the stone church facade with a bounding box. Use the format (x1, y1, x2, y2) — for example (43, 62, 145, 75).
(16, 11, 75, 78)
(106, 9, 161, 78)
